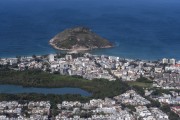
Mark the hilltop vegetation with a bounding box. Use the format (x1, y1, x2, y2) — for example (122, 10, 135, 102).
(49, 27, 113, 50)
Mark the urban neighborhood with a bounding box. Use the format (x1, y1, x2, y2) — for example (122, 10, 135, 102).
(0, 53, 179, 119)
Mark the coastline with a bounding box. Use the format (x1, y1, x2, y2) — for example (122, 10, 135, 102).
(0, 39, 178, 61)
(1, 40, 178, 60)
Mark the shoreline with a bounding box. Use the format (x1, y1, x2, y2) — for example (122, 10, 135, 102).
(0, 50, 179, 62)
(0, 51, 179, 63)
(0, 39, 178, 61)
(1, 45, 178, 61)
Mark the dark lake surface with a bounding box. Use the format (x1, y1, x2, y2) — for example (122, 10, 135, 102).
(0, 0, 180, 60)
(0, 85, 91, 96)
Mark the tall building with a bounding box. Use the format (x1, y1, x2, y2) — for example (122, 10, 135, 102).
(49, 54, 55, 62)
(65, 55, 72, 61)
(169, 58, 176, 65)
(162, 58, 168, 64)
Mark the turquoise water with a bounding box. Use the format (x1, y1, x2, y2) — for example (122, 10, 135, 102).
(0, 85, 91, 96)
(0, 0, 179, 60)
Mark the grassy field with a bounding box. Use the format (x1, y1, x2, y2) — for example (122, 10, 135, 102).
(127, 81, 152, 88)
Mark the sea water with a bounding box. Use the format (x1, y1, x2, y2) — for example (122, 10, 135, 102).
(0, 0, 179, 60)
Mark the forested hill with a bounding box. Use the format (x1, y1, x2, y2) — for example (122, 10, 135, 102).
(49, 27, 113, 50)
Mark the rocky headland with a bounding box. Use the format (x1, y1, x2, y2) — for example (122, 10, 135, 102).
(49, 27, 113, 51)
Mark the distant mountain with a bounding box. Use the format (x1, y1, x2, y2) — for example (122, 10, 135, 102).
(49, 27, 113, 51)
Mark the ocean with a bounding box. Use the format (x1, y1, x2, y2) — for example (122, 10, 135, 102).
(0, 0, 180, 60)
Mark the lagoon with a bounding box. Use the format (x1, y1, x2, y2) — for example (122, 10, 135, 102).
(0, 85, 91, 96)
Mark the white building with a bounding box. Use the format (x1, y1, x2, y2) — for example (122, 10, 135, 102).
(169, 58, 176, 65)
(162, 58, 168, 64)
(65, 55, 72, 61)
(49, 54, 55, 62)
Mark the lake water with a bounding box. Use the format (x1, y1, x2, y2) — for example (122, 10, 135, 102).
(0, 85, 91, 96)
(0, 0, 180, 60)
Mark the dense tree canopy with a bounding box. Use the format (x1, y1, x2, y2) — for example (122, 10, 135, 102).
(0, 69, 130, 99)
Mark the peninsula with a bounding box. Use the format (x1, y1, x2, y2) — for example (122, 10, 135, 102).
(49, 27, 113, 51)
